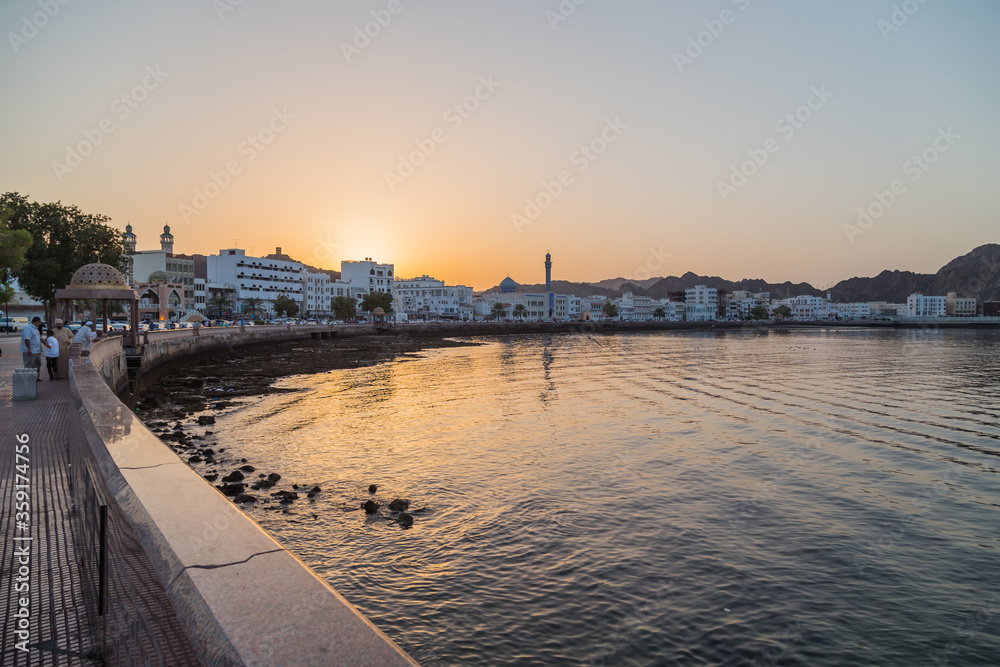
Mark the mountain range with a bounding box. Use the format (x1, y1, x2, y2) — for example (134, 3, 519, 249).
(485, 244, 1000, 304)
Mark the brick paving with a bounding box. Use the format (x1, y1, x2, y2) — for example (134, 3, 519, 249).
(0, 334, 199, 666)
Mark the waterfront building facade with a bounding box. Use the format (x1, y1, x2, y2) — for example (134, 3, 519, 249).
(727, 290, 771, 319)
(906, 293, 948, 318)
(341, 259, 394, 304)
(685, 285, 718, 321)
(207, 248, 305, 315)
(125, 224, 196, 312)
(394, 276, 473, 320)
(946, 292, 977, 317)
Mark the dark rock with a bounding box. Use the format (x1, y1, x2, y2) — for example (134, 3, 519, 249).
(240, 465, 256, 472)
(292, 484, 299, 490)
(257, 479, 276, 488)
(197, 415, 215, 425)
(188, 455, 203, 463)
(307, 485, 321, 498)
(241, 458, 248, 463)
(203, 473, 218, 482)
(362, 500, 379, 514)
(221, 470, 244, 483)
(202, 448, 215, 457)
(368, 484, 378, 494)
(272, 490, 299, 503)
(233, 493, 257, 504)
(397, 512, 413, 527)
(218, 482, 246, 496)
(388, 499, 410, 512)
(206, 431, 214, 436)
(267, 473, 281, 483)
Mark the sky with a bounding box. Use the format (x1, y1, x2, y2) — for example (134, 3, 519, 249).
(1, 0, 998, 291)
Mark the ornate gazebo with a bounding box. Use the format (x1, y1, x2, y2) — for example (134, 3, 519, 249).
(54, 263, 140, 348)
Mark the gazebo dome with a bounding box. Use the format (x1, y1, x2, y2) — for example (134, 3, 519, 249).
(70, 263, 129, 288)
(372, 307, 386, 316)
(147, 271, 171, 283)
(499, 276, 518, 293)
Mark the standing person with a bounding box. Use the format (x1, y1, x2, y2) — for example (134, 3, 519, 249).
(44, 329, 59, 380)
(74, 320, 98, 355)
(20, 316, 43, 381)
(52, 319, 73, 379)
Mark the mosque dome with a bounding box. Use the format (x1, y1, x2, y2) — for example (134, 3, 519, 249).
(69, 263, 129, 288)
(499, 276, 518, 293)
(147, 271, 171, 283)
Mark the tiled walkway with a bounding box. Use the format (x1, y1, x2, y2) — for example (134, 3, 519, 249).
(0, 335, 198, 665)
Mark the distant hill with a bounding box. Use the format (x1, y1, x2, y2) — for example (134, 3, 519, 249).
(927, 243, 1000, 302)
(830, 244, 1000, 303)
(481, 244, 1000, 303)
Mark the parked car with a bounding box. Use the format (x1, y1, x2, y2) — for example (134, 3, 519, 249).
(1, 316, 29, 332)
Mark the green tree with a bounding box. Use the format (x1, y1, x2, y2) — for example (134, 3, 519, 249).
(273, 294, 300, 318)
(602, 301, 619, 320)
(512, 303, 527, 320)
(331, 295, 357, 321)
(491, 302, 507, 320)
(360, 291, 393, 314)
(652, 306, 666, 320)
(749, 305, 770, 320)
(772, 305, 792, 319)
(2, 192, 126, 322)
(0, 202, 32, 282)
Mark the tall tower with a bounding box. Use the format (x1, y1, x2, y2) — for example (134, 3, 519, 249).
(122, 224, 137, 286)
(160, 224, 174, 253)
(545, 252, 553, 318)
(122, 223, 137, 254)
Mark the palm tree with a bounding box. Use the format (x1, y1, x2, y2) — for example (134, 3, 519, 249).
(653, 307, 665, 321)
(209, 293, 232, 318)
(602, 301, 618, 320)
(512, 304, 527, 320)
(491, 302, 508, 321)
(242, 297, 263, 320)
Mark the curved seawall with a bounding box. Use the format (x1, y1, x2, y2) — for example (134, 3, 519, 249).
(69, 325, 417, 666)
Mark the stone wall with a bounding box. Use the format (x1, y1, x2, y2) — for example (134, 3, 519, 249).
(69, 326, 417, 666)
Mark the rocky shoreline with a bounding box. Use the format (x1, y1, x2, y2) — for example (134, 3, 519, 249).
(134, 335, 474, 518)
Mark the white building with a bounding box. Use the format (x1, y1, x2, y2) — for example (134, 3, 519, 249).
(617, 292, 656, 322)
(833, 302, 872, 319)
(207, 248, 305, 315)
(906, 293, 947, 318)
(394, 276, 473, 320)
(303, 269, 332, 317)
(685, 285, 718, 321)
(340, 259, 394, 303)
(727, 290, 771, 319)
(777, 294, 832, 320)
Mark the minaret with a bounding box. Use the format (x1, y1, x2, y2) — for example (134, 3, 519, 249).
(122, 223, 137, 286)
(545, 252, 553, 318)
(122, 223, 137, 254)
(160, 224, 174, 253)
